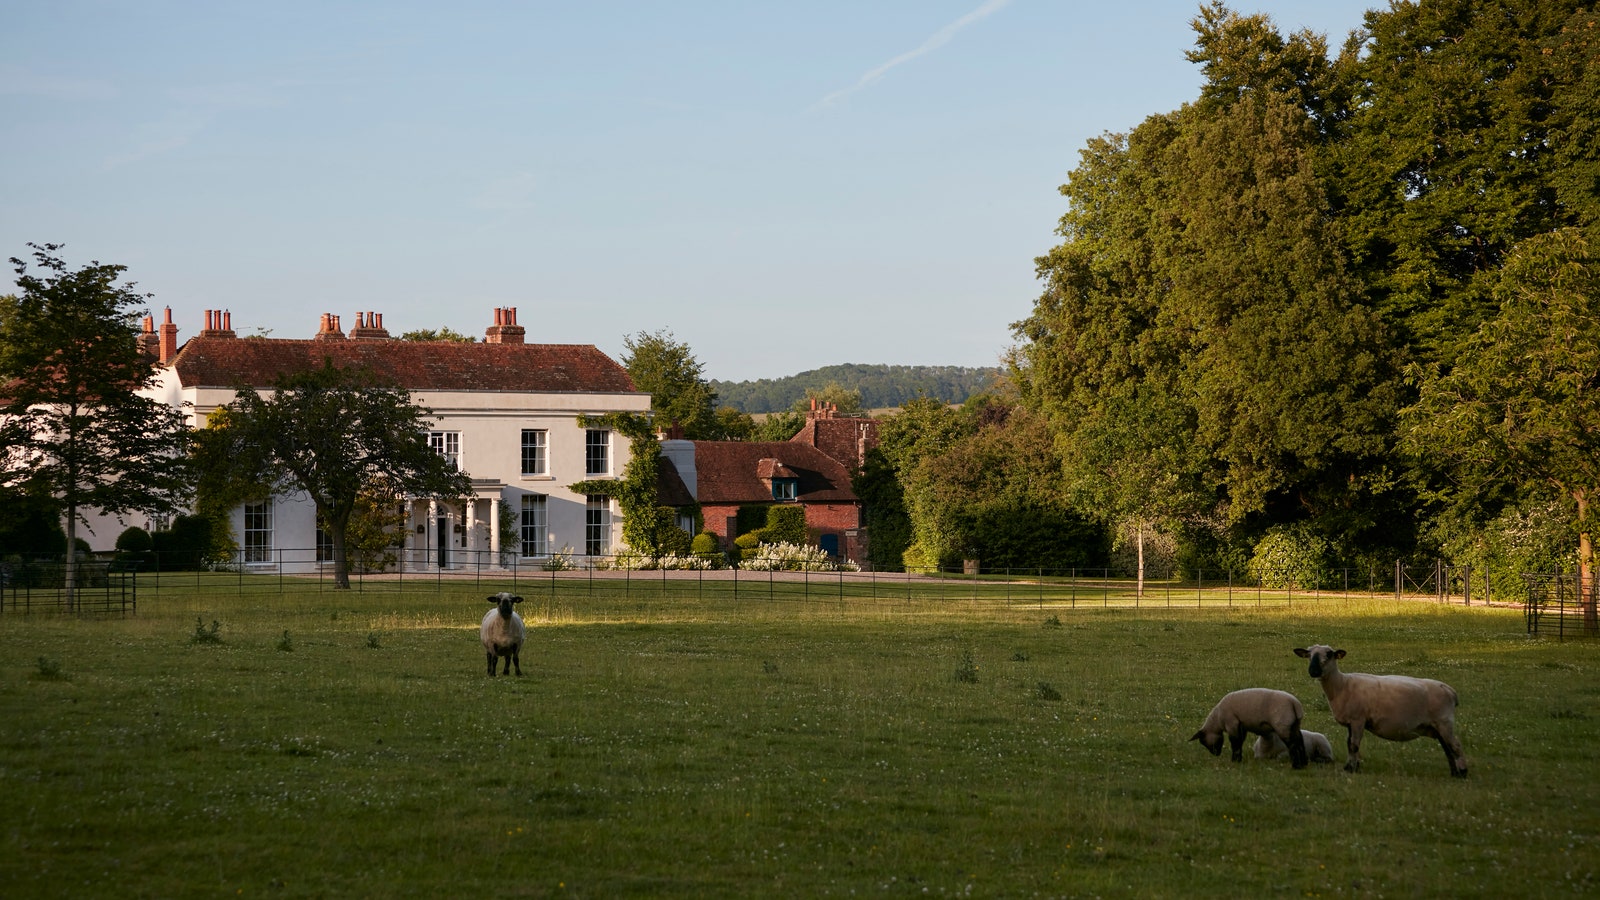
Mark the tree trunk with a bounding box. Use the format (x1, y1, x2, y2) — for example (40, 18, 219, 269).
(1577, 488, 1595, 635)
(63, 507, 78, 612)
(326, 507, 353, 590)
(1136, 520, 1145, 600)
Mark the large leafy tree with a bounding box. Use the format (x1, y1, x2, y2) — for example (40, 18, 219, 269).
(621, 329, 722, 439)
(206, 361, 472, 589)
(1403, 229, 1600, 629)
(0, 244, 191, 604)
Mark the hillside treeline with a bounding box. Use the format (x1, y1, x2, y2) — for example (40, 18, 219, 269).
(711, 364, 999, 413)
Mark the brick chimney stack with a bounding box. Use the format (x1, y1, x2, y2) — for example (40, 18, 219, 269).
(158, 307, 179, 363)
(315, 313, 346, 340)
(138, 314, 160, 362)
(485, 306, 525, 344)
(349, 310, 392, 340)
(199, 309, 236, 338)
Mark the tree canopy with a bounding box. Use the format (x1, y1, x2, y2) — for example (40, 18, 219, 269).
(201, 361, 473, 588)
(0, 244, 191, 602)
(620, 329, 721, 439)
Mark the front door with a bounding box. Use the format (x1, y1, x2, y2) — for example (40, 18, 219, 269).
(437, 516, 450, 569)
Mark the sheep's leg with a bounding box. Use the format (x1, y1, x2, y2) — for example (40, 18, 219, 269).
(511, 647, 523, 677)
(500, 653, 511, 676)
(1227, 729, 1245, 762)
(1286, 723, 1309, 770)
(486, 651, 497, 677)
(1343, 722, 1364, 773)
(1426, 724, 1468, 778)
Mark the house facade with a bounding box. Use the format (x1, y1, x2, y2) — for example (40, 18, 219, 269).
(658, 405, 877, 564)
(114, 306, 649, 571)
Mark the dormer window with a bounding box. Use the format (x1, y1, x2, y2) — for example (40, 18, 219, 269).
(772, 478, 798, 501)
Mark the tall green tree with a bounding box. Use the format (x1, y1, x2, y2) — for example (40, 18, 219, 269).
(621, 329, 721, 439)
(1403, 229, 1600, 629)
(0, 244, 191, 605)
(206, 361, 473, 589)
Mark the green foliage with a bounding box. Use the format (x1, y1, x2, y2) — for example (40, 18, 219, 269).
(1248, 524, 1333, 590)
(32, 656, 65, 681)
(570, 412, 696, 561)
(621, 329, 721, 439)
(333, 486, 406, 575)
(0, 494, 66, 557)
(151, 515, 213, 571)
(751, 410, 807, 442)
(0, 244, 192, 594)
(114, 526, 152, 554)
(712, 364, 999, 414)
(763, 505, 807, 546)
(789, 381, 863, 416)
(366, 631, 383, 649)
(1403, 229, 1600, 587)
(952, 649, 979, 684)
(852, 447, 912, 571)
(690, 531, 721, 557)
(734, 505, 769, 538)
(399, 327, 476, 343)
(190, 618, 223, 645)
(275, 630, 294, 652)
(207, 361, 473, 588)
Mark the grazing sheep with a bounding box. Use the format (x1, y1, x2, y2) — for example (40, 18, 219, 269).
(1254, 730, 1335, 763)
(481, 593, 525, 677)
(1294, 644, 1466, 777)
(1191, 688, 1310, 768)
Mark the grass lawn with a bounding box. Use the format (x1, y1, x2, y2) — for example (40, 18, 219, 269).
(1, 584, 1596, 897)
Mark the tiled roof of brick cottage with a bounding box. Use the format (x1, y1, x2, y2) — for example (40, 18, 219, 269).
(689, 441, 858, 505)
(171, 337, 638, 393)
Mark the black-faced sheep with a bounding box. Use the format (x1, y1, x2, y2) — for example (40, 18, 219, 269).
(1294, 644, 1466, 778)
(1191, 688, 1310, 768)
(481, 593, 525, 676)
(1254, 730, 1335, 763)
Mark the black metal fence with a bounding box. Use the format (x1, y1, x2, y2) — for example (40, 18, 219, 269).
(1524, 573, 1599, 639)
(0, 559, 137, 614)
(0, 548, 1540, 612)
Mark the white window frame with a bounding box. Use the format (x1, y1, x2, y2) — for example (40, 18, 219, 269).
(585, 494, 611, 556)
(585, 429, 609, 476)
(243, 502, 273, 564)
(429, 431, 461, 470)
(520, 429, 548, 476)
(520, 494, 549, 557)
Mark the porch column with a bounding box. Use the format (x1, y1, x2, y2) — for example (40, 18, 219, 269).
(428, 500, 439, 569)
(489, 496, 501, 560)
(465, 499, 477, 558)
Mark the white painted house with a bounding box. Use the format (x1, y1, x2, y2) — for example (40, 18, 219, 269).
(117, 306, 649, 572)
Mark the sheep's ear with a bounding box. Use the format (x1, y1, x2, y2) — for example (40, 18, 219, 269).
(1333, 649, 1346, 659)
(1189, 731, 1203, 742)
(487, 596, 500, 603)
(1293, 648, 1311, 658)
(511, 596, 523, 604)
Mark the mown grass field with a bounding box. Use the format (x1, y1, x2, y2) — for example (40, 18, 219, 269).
(1, 582, 1596, 898)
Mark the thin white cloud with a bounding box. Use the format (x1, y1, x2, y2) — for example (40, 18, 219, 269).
(815, 0, 1011, 109)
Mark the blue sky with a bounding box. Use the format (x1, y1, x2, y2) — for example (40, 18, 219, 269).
(2, 1, 1379, 383)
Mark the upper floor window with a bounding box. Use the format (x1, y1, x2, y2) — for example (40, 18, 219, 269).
(585, 429, 610, 476)
(521, 429, 548, 476)
(429, 431, 461, 470)
(772, 478, 799, 501)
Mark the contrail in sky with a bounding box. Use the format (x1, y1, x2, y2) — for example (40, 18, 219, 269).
(815, 0, 1011, 108)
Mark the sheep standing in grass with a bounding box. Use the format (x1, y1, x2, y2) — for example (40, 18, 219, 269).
(1254, 730, 1335, 763)
(1191, 688, 1310, 768)
(481, 593, 525, 677)
(1294, 644, 1466, 778)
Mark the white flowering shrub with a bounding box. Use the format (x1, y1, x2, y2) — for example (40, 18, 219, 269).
(740, 541, 860, 572)
(541, 547, 579, 571)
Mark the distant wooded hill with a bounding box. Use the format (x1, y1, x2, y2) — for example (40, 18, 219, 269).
(710, 364, 1002, 414)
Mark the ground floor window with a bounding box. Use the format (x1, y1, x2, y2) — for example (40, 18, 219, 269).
(521, 494, 548, 557)
(585, 495, 611, 557)
(244, 502, 272, 563)
(316, 527, 334, 563)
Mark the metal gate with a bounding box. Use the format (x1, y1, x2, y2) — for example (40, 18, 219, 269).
(1525, 573, 1599, 639)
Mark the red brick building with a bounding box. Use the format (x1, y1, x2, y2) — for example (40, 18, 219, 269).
(657, 406, 879, 564)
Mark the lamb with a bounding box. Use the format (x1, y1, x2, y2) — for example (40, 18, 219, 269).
(1294, 644, 1466, 778)
(481, 593, 526, 676)
(1190, 688, 1310, 768)
(1253, 730, 1335, 763)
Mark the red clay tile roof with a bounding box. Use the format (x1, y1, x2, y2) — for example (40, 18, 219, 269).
(689, 441, 858, 505)
(170, 337, 638, 393)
